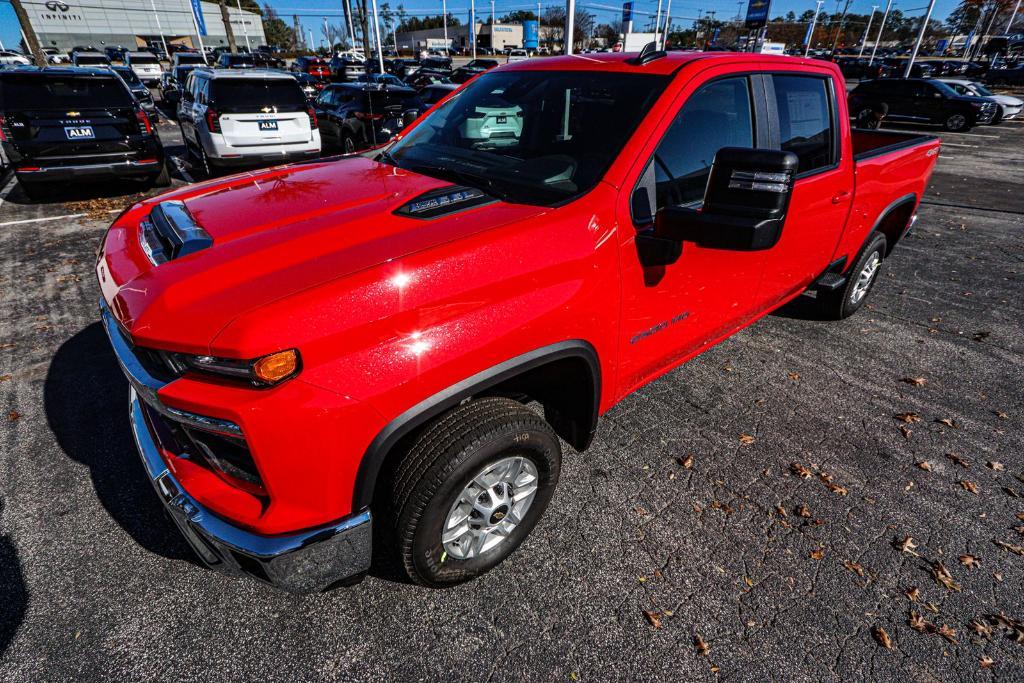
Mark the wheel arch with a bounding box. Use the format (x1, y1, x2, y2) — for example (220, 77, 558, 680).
(867, 192, 918, 257)
(352, 340, 601, 511)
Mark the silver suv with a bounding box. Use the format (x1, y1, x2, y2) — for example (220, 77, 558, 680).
(177, 68, 321, 175)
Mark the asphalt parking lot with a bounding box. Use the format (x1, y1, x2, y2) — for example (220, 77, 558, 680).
(1, 99, 1023, 680)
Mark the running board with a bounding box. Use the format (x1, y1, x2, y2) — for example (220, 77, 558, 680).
(812, 256, 848, 291)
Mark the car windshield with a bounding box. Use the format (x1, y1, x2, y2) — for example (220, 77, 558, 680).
(0, 74, 132, 109)
(930, 80, 960, 97)
(76, 55, 109, 65)
(385, 70, 668, 206)
(176, 54, 205, 65)
(211, 78, 306, 110)
(227, 55, 255, 66)
(969, 82, 994, 96)
(131, 55, 159, 65)
(113, 67, 142, 86)
(173, 66, 197, 81)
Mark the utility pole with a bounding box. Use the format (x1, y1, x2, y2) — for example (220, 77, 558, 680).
(903, 0, 936, 78)
(471, 0, 477, 57)
(293, 15, 301, 49)
(663, 0, 672, 48)
(858, 4, 878, 57)
(829, 0, 852, 53)
(868, 0, 891, 64)
(309, 28, 315, 50)
(149, 0, 169, 59)
(654, 0, 662, 41)
(218, 0, 238, 53)
(236, 0, 251, 51)
(9, 0, 46, 65)
(343, 0, 357, 50)
(804, 0, 824, 56)
(565, 0, 575, 53)
(371, 0, 384, 72)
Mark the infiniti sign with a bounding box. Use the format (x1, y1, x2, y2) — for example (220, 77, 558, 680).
(44, 0, 70, 10)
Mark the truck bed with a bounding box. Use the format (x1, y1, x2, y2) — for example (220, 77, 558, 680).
(851, 128, 939, 161)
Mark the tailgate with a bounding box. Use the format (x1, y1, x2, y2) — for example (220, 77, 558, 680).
(7, 107, 140, 157)
(220, 111, 311, 146)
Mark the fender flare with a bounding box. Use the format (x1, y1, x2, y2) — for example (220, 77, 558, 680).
(857, 192, 918, 260)
(351, 340, 601, 511)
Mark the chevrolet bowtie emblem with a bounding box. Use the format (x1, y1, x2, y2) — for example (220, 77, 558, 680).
(493, 511, 506, 520)
(67, 111, 80, 116)
(261, 107, 273, 113)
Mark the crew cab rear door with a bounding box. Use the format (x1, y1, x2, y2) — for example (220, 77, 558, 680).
(615, 70, 773, 394)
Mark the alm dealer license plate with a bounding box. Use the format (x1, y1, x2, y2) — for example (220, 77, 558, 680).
(258, 120, 278, 131)
(64, 126, 94, 140)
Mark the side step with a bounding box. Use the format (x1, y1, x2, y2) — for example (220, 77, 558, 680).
(812, 257, 848, 291)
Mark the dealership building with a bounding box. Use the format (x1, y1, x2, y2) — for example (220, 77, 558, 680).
(20, 0, 265, 53)
(395, 22, 538, 53)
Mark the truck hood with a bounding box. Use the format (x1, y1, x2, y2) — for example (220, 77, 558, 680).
(98, 156, 548, 354)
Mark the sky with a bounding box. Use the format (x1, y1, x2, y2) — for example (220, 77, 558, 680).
(1, 0, 966, 56)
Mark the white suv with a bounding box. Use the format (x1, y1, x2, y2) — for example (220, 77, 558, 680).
(178, 68, 321, 174)
(125, 51, 162, 85)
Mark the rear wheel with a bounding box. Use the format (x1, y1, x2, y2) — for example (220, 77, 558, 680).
(943, 112, 971, 132)
(388, 397, 562, 587)
(17, 178, 48, 201)
(820, 232, 887, 320)
(342, 134, 356, 154)
(150, 162, 171, 187)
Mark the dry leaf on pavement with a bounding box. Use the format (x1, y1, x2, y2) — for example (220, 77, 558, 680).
(994, 540, 1024, 556)
(915, 461, 932, 471)
(959, 554, 980, 568)
(902, 377, 927, 386)
(738, 434, 756, 445)
(895, 412, 921, 423)
(899, 536, 919, 556)
(946, 453, 970, 468)
(790, 462, 812, 478)
(873, 626, 893, 649)
(810, 547, 825, 561)
(931, 561, 962, 591)
(979, 655, 994, 669)
(960, 480, 980, 494)
(693, 634, 710, 656)
(796, 504, 811, 518)
(905, 586, 920, 602)
(643, 610, 663, 629)
(986, 461, 1005, 471)
(843, 560, 865, 577)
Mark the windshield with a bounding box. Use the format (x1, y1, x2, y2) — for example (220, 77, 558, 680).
(113, 67, 142, 86)
(211, 79, 306, 110)
(386, 70, 668, 205)
(0, 75, 132, 109)
(131, 55, 159, 65)
(969, 83, 994, 96)
(76, 55, 109, 65)
(174, 66, 197, 81)
(931, 81, 960, 97)
(176, 54, 205, 65)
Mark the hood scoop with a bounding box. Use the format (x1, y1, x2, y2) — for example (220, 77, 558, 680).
(394, 185, 495, 219)
(139, 200, 213, 265)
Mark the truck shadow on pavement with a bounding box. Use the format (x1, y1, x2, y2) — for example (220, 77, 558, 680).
(43, 323, 198, 567)
(0, 498, 27, 658)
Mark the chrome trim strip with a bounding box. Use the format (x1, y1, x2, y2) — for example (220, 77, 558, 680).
(100, 298, 242, 437)
(130, 388, 373, 592)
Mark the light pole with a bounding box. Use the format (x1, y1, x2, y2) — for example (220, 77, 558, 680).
(654, 0, 662, 42)
(565, 0, 575, 53)
(1007, 0, 1021, 31)
(804, 0, 824, 57)
(663, 0, 672, 48)
(323, 16, 330, 52)
(858, 4, 878, 58)
(471, 0, 477, 58)
(371, 0, 385, 72)
(236, 0, 251, 51)
(149, 0, 169, 59)
(903, 0, 936, 78)
(308, 29, 315, 51)
(442, 0, 449, 54)
(868, 0, 891, 65)
(344, 0, 357, 51)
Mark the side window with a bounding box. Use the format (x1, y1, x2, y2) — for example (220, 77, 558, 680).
(771, 75, 835, 174)
(652, 76, 755, 209)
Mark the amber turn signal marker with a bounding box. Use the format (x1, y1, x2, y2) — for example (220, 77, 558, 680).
(253, 349, 299, 384)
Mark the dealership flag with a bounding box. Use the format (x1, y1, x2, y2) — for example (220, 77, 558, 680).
(190, 0, 208, 36)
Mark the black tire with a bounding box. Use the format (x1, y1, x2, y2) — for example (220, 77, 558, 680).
(151, 162, 171, 187)
(820, 232, 887, 320)
(389, 397, 562, 587)
(17, 178, 48, 201)
(943, 112, 972, 132)
(342, 134, 357, 154)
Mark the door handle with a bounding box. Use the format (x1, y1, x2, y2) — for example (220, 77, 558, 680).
(831, 191, 851, 204)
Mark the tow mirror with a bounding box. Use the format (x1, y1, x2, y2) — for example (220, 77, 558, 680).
(659, 147, 799, 251)
(402, 110, 419, 127)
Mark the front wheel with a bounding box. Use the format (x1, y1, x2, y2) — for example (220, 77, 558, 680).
(943, 112, 972, 132)
(388, 397, 562, 587)
(820, 232, 887, 320)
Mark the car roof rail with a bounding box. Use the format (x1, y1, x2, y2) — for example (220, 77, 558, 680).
(627, 42, 667, 66)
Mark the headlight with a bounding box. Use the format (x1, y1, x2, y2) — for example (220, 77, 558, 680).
(172, 349, 301, 386)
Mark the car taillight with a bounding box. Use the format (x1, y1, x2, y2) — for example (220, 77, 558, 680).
(307, 106, 318, 129)
(135, 109, 152, 135)
(205, 107, 221, 133)
(355, 112, 383, 120)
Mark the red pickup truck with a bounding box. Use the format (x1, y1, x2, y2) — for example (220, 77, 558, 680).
(96, 51, 939, 592)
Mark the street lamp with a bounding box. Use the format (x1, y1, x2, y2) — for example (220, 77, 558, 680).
(903, 0, 936, 78)
(868, 0, 892, 65)
(804, 0, 824, 57)
(236, 0, 251, 51)
(858, 4, 878, 58)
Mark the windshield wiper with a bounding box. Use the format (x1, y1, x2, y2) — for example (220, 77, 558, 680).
(376, 149, 398, 166)
(405, 163, 516, 203)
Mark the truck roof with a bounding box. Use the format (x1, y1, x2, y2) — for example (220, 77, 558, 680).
(500, 51, 833, 76)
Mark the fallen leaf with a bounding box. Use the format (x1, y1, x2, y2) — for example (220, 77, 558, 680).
(899, 425, 913, 440)
(738, 434, 756, 445)
(946, 453, 970, 468)
(936, 418, 957, 428)
(910, 611, 934, 633)
(937, 624, 957, 644)
(0, 374, 11, 382)
(931, 561, 962, 592)
(787, 371, 801, 381)
(986, 461, 1005, 471)
(915, 461, 933, 471)
(979, 655, 994, 669)
(970, 619, 993, 639)
(824, 481, 849, 496)
(994, 540, 1024, 556)
(643, 610, 663, 629)
(790, 462, 812, 479)
(843, 560, 865, 577)
(810, 547, 825, 561)
(924, 601, 940, 615)
(775, 505, 787, 517)
(895, 412, 921, 423)
(7, 411, 19, 422)
(994, 410, 1008, 419)
(677, 454, 694, 469)
(960, 480, 980, 495)
(694, 633, 710, 656)
(796, 504, 811, 518)
(959, 554, 980, 569)
(873, 626, 893, 649)
(899, 536, 920, 556)
(902, 377, 927, 386)
(905, 586, 920, 602)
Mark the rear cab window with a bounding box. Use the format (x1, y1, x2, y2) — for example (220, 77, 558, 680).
(769, 74, 837, 175)
(0, 74, 132, 110)
(211, 79, 306, 111)
(130, 54, 159, 65)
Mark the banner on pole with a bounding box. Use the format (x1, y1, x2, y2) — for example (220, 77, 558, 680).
(802, 20, 814, 46)
(621, 1, 633, 24)
(744, 0, 771, 29)
(190, 0, 208, 36)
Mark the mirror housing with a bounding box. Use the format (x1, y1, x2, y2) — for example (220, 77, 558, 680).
(402, 110, 419, 127)
(660, 147, 798, 251)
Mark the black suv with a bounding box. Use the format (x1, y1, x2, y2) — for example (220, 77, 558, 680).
(848, 77, 997, 131)
(216, 53, 255, 69)
(110, 65, 159, 121)
(313, 83, 421, 152)
(0, 67, 167, 198)
(451, 58, 498, 83)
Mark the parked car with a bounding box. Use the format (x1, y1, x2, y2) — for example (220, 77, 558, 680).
(507, 49, 529, 63)
(313, 82, 420, 152)
(252, 52, 285, 69)
(159, 65, 199, 111)
(0, 66, 166, 198)
(42, 47, 70, 64)
(216, 52, 256, 69)
(452, 58, 498, 83)
(177, 68, 320, 174)
(938, 78, 1023, 122)
(0, 51, 30, 66)
(387, 58, 420, 78)
(125, 51, 162, 86)
(985, 64, 1024, 86)
(96, 53, 939, 592)
(414, 82, 457, 115)
(848, 77, 997, 131)
(110, 65, 159, 121)
(72, 51, 111, 67)
(292, 71, 327, 100)
(291, 55, 331, 79)
(353, 72, 406, 87)
(881, 58, 934, 78)
(104, 46, 128, 63)
(329, 55, 366, 82)
(418, 56, 453, 75)
(172, 51, 207, 68)
(404, 70, 453, 91)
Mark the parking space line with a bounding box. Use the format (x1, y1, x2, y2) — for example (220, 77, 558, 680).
(940, 143, 979, 148)
(0, 209, 119, 228)
(939, 132, 1000, 138)
(0, 173, 16, 212)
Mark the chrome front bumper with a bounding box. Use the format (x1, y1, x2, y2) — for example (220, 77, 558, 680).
(100, 299, 372, 593)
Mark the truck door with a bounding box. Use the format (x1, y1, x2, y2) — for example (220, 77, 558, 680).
(756, 73, 852, 305)
(615, 73, 771, 395)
